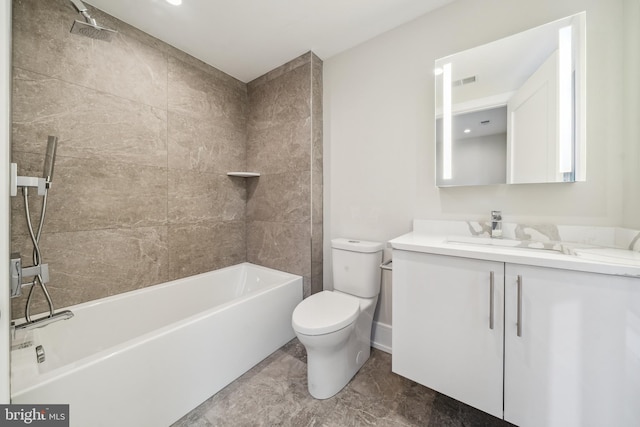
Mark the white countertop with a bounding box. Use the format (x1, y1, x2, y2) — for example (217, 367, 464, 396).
(390, 231, 640, 278)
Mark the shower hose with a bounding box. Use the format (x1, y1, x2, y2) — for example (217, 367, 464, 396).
(22, 186, 55, 322)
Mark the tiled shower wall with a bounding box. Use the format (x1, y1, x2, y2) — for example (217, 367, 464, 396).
(246, 53, 323, 297)
(10, 0, 321, 319)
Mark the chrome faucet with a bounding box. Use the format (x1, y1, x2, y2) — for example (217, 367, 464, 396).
(491, 211, 502, 238)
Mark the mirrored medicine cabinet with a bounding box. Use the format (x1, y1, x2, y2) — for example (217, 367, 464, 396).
(435, 12, 586, 187)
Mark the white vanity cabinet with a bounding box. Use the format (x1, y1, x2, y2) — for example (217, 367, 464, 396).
(392, 250, 505, 418)
(503, 263, 640, 427)
(393, 250, 640, 427)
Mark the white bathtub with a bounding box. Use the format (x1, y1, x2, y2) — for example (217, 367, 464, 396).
(10, 263, 302, 427)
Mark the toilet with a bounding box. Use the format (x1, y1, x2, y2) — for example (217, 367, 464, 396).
(292, 238, 384, 399)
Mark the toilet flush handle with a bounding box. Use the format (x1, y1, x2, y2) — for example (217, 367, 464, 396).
(380, 260, 393, 271)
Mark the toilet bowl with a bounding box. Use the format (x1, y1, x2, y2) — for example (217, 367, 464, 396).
(292, 238, 383, 399)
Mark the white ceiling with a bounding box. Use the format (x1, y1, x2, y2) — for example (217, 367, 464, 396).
(87, 0, 454, 83)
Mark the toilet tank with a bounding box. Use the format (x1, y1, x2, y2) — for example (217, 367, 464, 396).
(332, 238, 384, 298)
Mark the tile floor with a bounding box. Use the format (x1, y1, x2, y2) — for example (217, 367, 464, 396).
(172, 339, 515, 427)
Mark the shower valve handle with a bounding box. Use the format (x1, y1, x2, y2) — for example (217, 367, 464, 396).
(10, 254, 22, 298)
(10, 253, 50, 298)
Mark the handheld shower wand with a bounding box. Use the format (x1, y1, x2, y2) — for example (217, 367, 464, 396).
(43, 135, 57, 185)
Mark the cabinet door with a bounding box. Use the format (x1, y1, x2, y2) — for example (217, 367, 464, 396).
(504, 264, 640, 427)
(392, 250, 504, 418)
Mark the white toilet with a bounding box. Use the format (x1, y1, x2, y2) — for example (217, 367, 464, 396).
(292, 238, 384, 399)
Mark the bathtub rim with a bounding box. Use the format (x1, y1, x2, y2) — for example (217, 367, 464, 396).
(11, 262, 302, 398)
(13, 262, 299, 327)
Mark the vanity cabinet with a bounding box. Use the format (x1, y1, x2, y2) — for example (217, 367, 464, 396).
(392, 250, 505, 418)
(393, 250, 640, 427)
(503, 263, 640, 427)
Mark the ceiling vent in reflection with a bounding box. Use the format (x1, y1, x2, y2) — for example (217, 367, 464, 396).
(453, 76, 477, 87)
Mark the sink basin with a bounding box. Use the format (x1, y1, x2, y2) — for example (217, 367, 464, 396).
(446, 236, 565, 252)
(447, 236, 529, 248)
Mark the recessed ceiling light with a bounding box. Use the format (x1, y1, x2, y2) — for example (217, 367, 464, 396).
(166, 0, 182, 5)
(464, 129, 471, 133)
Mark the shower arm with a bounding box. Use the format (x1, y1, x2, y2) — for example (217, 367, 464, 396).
(70, 0, 97, 25)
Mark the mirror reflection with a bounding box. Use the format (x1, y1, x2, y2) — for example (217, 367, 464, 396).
(435, 12, 586, 187)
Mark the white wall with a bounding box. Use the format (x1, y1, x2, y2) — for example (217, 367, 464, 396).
(623, 0, 640, 229)
(0, 0, 11, 403)
(323, 0, 628, 327)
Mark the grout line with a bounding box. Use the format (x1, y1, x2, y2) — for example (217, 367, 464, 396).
(12, 65, 166, 112)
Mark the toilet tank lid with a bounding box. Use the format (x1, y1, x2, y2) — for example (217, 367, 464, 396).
(332, 238, 384, 253)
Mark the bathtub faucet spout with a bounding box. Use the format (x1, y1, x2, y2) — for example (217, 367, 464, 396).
(13, 310, 74, 332)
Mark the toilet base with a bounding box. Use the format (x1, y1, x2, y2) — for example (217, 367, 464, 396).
(296, 294, 377, 399)
(302, 327, 371, 398)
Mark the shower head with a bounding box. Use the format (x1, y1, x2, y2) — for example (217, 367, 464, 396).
(70, 20, 117, 41)
(43, 136, 58, 183)
(69, 0, 117, 42)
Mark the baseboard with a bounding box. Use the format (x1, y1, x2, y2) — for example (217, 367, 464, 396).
(371, 321, 392, 354)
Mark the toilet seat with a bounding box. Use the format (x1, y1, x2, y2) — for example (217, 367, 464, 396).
(292, 291, 359, 336)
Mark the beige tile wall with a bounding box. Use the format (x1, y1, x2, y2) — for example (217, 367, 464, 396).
(246, 53, 323, 298)
(9, 0, 243, 319)
(10, 0, 322, 320)
(10, 0, 321, 319)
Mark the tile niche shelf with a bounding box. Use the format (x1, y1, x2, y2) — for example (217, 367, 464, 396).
(226, 172, 261, 177)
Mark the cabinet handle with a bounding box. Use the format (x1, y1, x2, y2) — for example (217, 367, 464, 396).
(517, 275, 523, 337)
(489, 271, 495, 330)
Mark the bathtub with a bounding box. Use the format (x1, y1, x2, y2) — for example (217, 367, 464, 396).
(10, 263, 302, 427)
